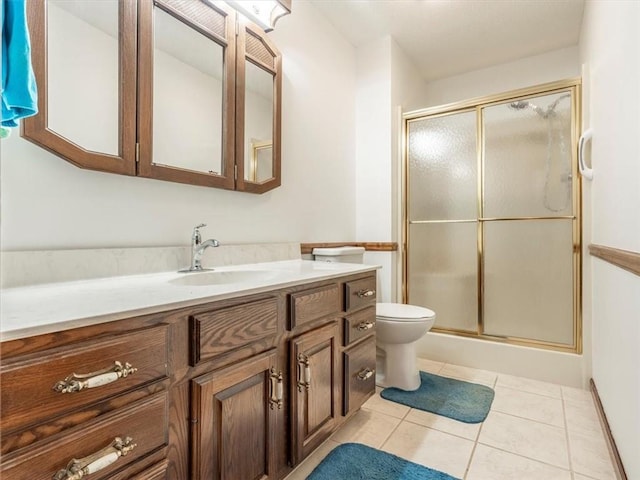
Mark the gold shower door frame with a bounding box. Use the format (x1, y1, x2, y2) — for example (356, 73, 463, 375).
(402, 78, 582, 353)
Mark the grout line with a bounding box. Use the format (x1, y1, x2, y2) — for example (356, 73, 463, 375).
(561, 387, 577, 478)
(463, 417, 486, 479)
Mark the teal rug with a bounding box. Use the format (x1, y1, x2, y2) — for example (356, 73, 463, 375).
(381, 371, 494, 423)
(306, 443, 459, 480)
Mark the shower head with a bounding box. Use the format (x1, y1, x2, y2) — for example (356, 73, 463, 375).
(509, 101, 530, 110)
(508, 93, 571, 118)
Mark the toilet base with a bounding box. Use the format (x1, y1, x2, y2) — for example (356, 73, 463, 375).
(376, 342, 421, 391)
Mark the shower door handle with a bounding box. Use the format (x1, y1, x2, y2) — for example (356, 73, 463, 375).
(578, 128, 593, 180)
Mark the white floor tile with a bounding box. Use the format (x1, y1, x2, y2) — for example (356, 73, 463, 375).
(283, 440, 340, 480)
(416, 357, 445, 374)
(381, 421, 475, 479)
(284, 363, 615, 480)
(478, 411, 570, 469)
(564, 399, 606, 438)
(330, 408, 401, 448)
(561, 386, 594, 406)
(404, 408, 481, 441)
(440, 364, 497, 386)
(491, 386, 565, 427)
(496, 373, 562, 399)
(466, 444, 572, 480)
(568, 430, 617, 480)
(362, 391, 411, 419)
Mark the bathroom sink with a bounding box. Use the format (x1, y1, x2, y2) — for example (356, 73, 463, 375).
(169, 270, 284, 286)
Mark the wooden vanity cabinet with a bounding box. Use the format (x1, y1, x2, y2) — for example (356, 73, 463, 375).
(191, 349, 279, 480)
(0, 271, 377, 480)
(289, 322, 339, 465)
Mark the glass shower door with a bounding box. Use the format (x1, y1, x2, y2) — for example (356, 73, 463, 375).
(404, 83, 580, 351)
(406, 110, 479, 333)
(482, 91, 575, 344)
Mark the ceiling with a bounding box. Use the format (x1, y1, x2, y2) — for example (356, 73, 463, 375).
(306, 0, 585, 82)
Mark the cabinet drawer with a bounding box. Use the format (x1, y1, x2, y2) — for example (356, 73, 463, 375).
(344, 276, 376, 312)
(191, 297, 278, 365)
(343, 336, 376, 416)
(343, 306, 376, 346)
(0, 326, 168, 434)
(1, 392, 168, 480)
(289, 284, 340, 329)
(130, 460, 169, 480)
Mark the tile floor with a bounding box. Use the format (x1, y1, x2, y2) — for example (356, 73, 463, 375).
(285, 358, 617, 480)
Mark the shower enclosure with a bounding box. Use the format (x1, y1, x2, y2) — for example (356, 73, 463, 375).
(403, 80, 581, 352)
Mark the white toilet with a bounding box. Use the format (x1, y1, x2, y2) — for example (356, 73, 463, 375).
(376, 303, 436, 391)
(312, 246, 437, 392)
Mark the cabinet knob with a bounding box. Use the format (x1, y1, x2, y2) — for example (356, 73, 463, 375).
(52, 361, 137, 394)
(356, 321, 375, 331)
(53, 436, 137, 480)
(356, 289, 375, 298)
(356, 368, 375, 381)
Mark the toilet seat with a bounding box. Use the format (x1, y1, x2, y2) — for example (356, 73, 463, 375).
(376, 303, 435, 322)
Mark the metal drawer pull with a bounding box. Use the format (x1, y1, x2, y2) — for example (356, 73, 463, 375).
(356, 321, 375, 331)
(356, 289, 375, 298)
(297, 353, 311, 392)
(269, 367, 284, 410)
(53, 361, 137, 394)
(53, 436, 137, 480)
(356, 368, 375, 381)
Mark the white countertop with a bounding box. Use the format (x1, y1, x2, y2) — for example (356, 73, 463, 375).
(0, 260, 378, 341)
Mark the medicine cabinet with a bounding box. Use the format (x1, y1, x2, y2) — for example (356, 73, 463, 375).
(22, 0, 282, 193)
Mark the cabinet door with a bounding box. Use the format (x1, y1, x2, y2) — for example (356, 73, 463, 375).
(235, 21, 282, 194)
(290, 322, 339, 466)
(137, 0, 236, 189)
(22, 0, 137, 175)
(191, 349, 280, 480)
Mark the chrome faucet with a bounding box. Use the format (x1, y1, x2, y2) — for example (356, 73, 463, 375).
(180, 224, 220, 272)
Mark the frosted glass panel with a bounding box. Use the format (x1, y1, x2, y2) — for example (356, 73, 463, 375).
(408, 112, 477, 221)
(408, 223, 478, 332)
(47, 0, 119, 155)
(483, 220, 574, 344)
(483, 92, 573, 218)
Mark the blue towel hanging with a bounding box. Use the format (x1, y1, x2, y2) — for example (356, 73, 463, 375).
(1, 0, 38, 130)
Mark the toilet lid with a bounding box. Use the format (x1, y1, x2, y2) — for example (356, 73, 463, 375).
(376, 303, 435, 322)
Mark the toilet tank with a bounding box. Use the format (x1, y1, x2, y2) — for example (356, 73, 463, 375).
(312, 246, 365, 264)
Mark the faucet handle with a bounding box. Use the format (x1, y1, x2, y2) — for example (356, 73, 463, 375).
(194, 223, 206, 230)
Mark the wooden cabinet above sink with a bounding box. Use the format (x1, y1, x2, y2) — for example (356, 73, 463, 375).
(23, 0, 282, 193)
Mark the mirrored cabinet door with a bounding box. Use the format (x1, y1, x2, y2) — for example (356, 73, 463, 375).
(22, 0, 137, 175)
(235, 22, 281, 194)
(137, 0, 236, 189)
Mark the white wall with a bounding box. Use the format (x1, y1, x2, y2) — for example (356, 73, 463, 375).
(354, 36, 428, 302)
(580, 1, 640, 477)
(419, 46, 580, 108)
(0, 0, 357, 251)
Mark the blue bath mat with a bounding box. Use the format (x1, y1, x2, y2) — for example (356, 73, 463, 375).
(306, 443, 459, 480)
(381, 371, 494, 423)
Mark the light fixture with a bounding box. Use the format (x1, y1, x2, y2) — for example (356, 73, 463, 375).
(226, 0, 291, 32)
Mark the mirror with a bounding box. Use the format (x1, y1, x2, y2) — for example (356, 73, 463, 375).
(152, 6, 225, 175)
(243, 60, 274, 183)
(46, 0, 119, 155)
(250, 141, 273, 182)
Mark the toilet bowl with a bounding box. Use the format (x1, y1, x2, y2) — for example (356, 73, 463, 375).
(376, 303, 436, 391)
